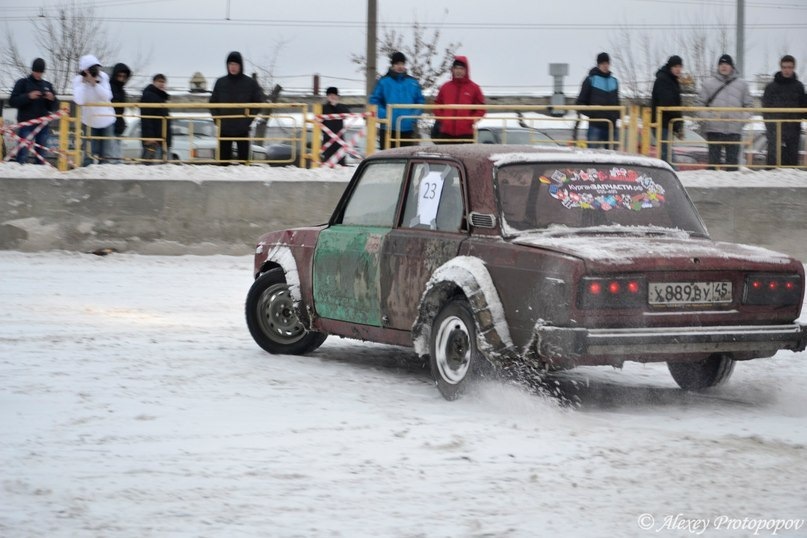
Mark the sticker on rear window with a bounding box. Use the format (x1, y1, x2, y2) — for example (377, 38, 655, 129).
(540, 167, 665, 211)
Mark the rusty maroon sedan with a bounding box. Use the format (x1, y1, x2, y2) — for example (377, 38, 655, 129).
(246, 145, 806, 400)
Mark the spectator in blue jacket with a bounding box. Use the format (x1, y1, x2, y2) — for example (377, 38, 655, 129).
(9, 58, 59, 164)
(369, 51, 425, 148)
(576, 52, 621, 149)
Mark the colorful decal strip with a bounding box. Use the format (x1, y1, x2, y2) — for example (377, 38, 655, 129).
(540, 167, 666, 211)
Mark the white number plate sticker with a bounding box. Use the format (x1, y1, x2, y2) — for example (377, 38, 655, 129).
(649, 281, 732, 305)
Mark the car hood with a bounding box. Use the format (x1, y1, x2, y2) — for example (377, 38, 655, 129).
(511, 229, 796, 271)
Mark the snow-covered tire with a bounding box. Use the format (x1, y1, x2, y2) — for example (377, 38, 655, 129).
(429, 299, 490, 400)
(245, 268, 326, 355)
(667, 353, 735, 390)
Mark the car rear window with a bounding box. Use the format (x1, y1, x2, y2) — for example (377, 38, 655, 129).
(496, 163, 707, 235)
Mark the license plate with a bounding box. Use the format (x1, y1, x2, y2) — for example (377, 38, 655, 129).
(649, 281, 732, 305)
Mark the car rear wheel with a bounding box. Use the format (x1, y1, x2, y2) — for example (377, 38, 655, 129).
(245, 268, 326, 355)
(667, 353, 735, 390)
(429, 299, 490, 400)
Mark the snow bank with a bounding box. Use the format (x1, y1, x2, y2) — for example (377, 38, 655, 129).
(1, 160, 806, 188)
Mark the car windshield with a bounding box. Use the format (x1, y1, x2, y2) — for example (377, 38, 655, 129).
(495, 162, 708, 237)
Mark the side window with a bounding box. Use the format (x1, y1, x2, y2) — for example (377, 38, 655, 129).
(341, 161, 406, 227)
(477, 129, 496, 144)
(401, 162, 465, 232)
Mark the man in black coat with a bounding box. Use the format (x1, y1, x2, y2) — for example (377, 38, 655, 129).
(209, 51, 265, 163)
(762, 55, 806, 167)
(140, 74, 172, 163)
(651, 55, 684, 163)
(110, 63, 131, 163)
(9, 58, 59, 164)
(321, 86, 351, 166)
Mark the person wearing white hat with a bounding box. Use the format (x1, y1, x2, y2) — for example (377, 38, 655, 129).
(73, 54, 116, 165)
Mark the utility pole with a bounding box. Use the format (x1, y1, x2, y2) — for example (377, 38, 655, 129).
(366, 0, 377, 99)
(736, 0, 745, 74)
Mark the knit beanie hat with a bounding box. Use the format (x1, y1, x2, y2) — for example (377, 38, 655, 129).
(390, 51, 406, 64)
(597, 52, 610, 64)
(666, 55, 683, 68)
(32, 58, 46, 73)
(718, 54, 734, 67)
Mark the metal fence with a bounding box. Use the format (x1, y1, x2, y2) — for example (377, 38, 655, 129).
(2, 100, 804, 171)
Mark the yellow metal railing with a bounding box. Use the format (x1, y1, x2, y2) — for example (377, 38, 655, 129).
(654, 106, 806, 170)
(72, 102, 309, 167)
(380, 103, 629, 152)
(4, 100, 803, 171)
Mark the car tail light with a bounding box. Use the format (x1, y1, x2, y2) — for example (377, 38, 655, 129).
(578, 276, 646, 309)
(743, 274, 802, 305)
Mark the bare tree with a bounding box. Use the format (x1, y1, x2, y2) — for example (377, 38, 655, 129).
(352, 20, 461, 95)
(2, 0, 120, 94)
(608, 27, 663, 99)
(608, 12, 733, 100)
(251, 38, 291, 98)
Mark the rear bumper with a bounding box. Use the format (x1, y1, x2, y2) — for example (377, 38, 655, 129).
(535, 323, 807, 359)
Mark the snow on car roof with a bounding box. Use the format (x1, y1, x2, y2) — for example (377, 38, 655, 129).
(379, 144, 672, 171)
(490, 147, 674, 170)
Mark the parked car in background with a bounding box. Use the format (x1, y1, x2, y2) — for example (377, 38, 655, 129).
(259, 114, 368, 167)
(245, 144, 807, 400)
(432, 114, 562, 146)
(476, 125, 559, 145)
(744, 131, 806, 168)
(122, 114, 267, 163)
(638, 128, 710, 171)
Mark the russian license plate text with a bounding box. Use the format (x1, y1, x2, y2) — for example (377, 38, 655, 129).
(649, 281, 732, 305)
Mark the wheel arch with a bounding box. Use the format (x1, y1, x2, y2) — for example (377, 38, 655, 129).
(412, 256, 516, 366)
(258, 244, 302, 302)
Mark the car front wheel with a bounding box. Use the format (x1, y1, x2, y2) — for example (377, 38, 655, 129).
(429, 299, 490, 400)
(245, 268, 326, 355)
(667, 353, 735, 390)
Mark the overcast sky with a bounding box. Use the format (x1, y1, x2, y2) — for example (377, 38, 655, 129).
(2, 0, 806, 96)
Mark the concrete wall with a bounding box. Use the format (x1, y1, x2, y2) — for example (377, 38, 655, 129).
(1, 177, 806, 262)
(685, 187, 807, 262)
(0, 178, 349, 255)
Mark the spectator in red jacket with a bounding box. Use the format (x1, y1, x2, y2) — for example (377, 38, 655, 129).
(433, 56, 485, 143)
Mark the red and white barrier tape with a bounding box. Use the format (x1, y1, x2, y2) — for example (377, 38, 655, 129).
(314, 112, 372, 167)
(2, 111, 68, 166)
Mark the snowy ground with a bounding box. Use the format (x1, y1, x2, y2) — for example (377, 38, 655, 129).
(1, 251, 806, 538)
(2, 160, 807, 536)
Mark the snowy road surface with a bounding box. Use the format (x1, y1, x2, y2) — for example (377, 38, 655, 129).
(1, 252, 806, 537)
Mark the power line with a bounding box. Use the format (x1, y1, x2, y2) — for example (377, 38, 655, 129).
(0, 15, 804, 29)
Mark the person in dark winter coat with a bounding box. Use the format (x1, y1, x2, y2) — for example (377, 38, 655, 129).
(9, 58, 59, 164)
(576, 52, 620, 149)
(140, 74, 172, 163)
(209, 51, 265, 163)
(761, 55, 806, 167)
(369, 51, 425, 148)
(109, 62, 131, 163)
(696, 54, 753, 170)
(320, 86, 351, 166)
(433, 55, 485, 143)
(651, 55, 684, 163)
